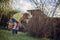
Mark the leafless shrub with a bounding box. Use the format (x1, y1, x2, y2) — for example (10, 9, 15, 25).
(26, 10, 60, 39)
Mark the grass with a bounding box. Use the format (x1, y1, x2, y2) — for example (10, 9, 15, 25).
(0, 30, 50, 40)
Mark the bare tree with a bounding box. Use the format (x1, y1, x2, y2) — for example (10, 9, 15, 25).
(52, 0, 60, 17)
(29, 0, 60, 17)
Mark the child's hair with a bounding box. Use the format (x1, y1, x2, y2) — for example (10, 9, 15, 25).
(23, 13, 29, 19)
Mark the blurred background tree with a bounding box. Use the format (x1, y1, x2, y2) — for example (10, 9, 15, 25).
(0, 0, 13, 15)
(0, 0, 14, 29)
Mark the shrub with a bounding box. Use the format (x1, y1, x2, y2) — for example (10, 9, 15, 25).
(26, 10, 60, 39)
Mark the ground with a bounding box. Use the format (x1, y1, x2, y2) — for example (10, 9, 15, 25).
(0, 30, 50, 40)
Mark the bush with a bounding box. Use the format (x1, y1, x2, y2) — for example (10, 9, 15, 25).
(26, 10, 60, 39)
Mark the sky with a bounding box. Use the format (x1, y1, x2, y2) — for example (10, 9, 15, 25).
(11, 0, 58, 11)
(11, 0, 36, 13)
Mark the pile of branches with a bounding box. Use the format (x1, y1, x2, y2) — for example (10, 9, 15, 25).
(26, 10, 60, 39)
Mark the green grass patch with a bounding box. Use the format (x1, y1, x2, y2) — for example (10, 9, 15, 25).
(0, 30, 50, 40)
